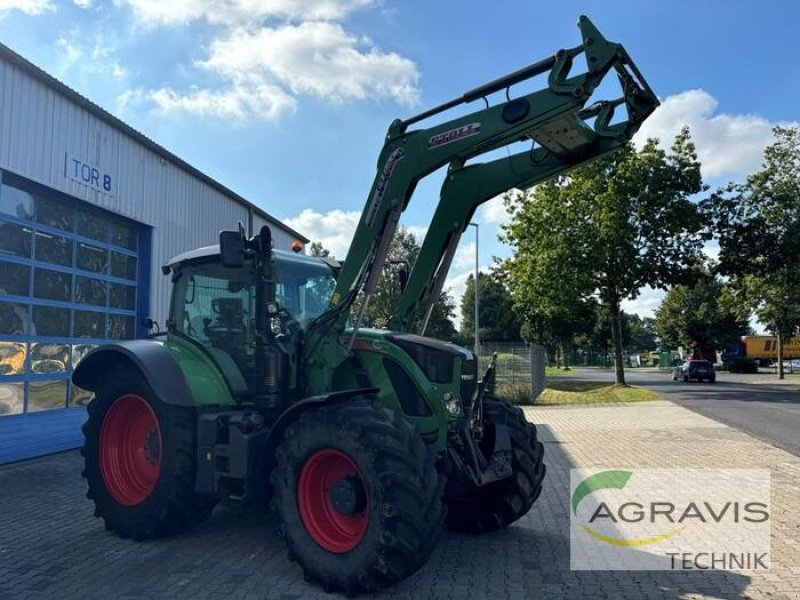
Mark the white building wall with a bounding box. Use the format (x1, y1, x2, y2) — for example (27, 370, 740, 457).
(0, 56, 298, 326)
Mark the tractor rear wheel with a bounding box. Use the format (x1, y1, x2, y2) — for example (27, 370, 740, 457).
(271, 397, 445, 595)
(82, 366, 215, 539)
(445, 397, 545, 534)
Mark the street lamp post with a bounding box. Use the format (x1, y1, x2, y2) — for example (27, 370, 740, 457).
(468, 222, 479, 359)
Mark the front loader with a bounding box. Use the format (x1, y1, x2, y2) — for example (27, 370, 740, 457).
(73, 16, 658, 595)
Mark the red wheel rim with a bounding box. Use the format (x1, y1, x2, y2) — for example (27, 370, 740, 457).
(298, 449, 369, 553)
(99, 394, 162, 506)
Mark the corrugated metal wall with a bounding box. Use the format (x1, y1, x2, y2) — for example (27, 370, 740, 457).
(0, 57, 298, 326)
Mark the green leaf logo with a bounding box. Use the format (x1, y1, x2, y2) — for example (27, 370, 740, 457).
(572, 470, 682, 547)
(572, 470, 632, 515)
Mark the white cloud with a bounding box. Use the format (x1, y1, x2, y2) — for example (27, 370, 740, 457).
(57, 35, 81, 65)
(0, 0, 53, 17)
(452, 241, 476, 271)
(136, 83, 298, 121)
(478, 192, 515, 227)
(115, 0, 373, 26)
(282, 208, 361, 259)
(282, 208, 432, 262)
(634, 89, 798, 180)
(55, 34, 129, 81)
(198, 23, 418, 107)
(621, 286, 665, 319)
(73, 0, 92, 7)
(603, 244, 719, 319)
(444, 264, 493, 330)
(125, 19, 419, 121)
(403, 224, 428, 243)
(110, 63, 127, 79)
(445, 270, 472, 306)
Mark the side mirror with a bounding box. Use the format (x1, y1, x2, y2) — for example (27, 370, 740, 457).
(141, 317, 162, 336)
(185, 276, 196, 303)
(220, 230, 245, 267)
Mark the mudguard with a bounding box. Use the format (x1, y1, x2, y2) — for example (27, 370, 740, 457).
(72, 340, 196, 406)
(263, 387, 379, 455)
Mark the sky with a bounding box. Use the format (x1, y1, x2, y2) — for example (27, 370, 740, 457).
(1, 0, 798, 328)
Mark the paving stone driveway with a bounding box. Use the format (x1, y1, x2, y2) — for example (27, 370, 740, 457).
(1, 400, 798, 599)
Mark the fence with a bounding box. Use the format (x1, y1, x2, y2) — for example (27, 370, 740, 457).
(477, 342, 546, 402)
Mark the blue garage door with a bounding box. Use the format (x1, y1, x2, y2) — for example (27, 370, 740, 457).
(0, 172, 150, 463)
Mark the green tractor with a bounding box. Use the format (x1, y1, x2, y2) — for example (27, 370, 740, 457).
(73, 16, 658, 595)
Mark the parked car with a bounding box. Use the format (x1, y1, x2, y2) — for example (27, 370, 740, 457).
(673, 359, 716, 383)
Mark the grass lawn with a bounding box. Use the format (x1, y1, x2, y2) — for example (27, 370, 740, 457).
(538, 380, 660, 405)
(544, 366, 570, 377)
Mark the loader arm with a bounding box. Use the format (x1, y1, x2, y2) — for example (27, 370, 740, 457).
(303, 15, 658, 394)
(389, 101, 649, 335)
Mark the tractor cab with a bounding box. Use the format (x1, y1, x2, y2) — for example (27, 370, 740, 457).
(164, 244, 337, 398)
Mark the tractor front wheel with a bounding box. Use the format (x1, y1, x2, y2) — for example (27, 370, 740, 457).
(445, 398, 546, 534)
(82, 366, 215, 539)
(271, 397, 445, 595)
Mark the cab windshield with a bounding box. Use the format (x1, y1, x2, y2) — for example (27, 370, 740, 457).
(170, 254, 336, 348)
(274, 254, 337, 327)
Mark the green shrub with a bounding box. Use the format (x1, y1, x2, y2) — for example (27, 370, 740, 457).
(494, 382, 533, 405)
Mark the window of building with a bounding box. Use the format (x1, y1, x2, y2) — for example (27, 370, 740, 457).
(0, 175, 147, 416)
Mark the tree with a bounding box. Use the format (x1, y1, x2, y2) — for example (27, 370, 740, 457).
(704, 127, 800, 378)
(355, 227, 457, 340)
(623, 313, 658, 354)
(496, 210, 597, 366)
(460, 271, 523, 344)
(540, 299, 597, 368)
(421, 292, 458, 341)
(308, 241, 330, 257)
(571, 307, 655, 367)
(574, 301, 612, 364)
(503, 128, 708, 384)
(654, 270, 749, 355)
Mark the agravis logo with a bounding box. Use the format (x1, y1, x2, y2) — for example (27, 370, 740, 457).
(569, 469, 771, 571)
(571, 470, 683, 547)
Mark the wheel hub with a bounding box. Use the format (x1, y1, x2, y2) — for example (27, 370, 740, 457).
(144, 429, 161, 463)
(331, 476, 367, 516)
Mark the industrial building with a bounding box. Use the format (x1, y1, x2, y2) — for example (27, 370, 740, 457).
(0, 43, 307, 463)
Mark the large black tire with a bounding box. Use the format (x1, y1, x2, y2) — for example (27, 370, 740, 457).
(271, 397, 446, 595)
(445, 398, 545, 534)
(82, 365, 216, 540)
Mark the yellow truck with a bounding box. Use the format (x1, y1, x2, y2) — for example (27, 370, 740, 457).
(742, 336, 800, 361)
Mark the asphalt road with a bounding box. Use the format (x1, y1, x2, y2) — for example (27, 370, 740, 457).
(556, 367, 800, 457)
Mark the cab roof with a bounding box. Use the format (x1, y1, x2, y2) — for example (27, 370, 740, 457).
(164, 245, 340, 271)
